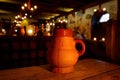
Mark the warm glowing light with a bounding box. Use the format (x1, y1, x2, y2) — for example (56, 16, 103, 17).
(58, 8, 73, 12)
(15, 16, 18, 19)
(102, 37, 105, 41)
(63, 19, 66, 22)
(60, 21, 63, 23)
(17, 15, 20, 18)
(14, 29, 18, 32)
(58, 19, 61, 22)
(20, 1, 37, 19)
(25, 13, 27, 16)
(24, 16, 27, 19)
(30, 15, 32, 18)
(21, 6, 25, 10)
(65, 20, 67, 23)
(53, 23, 55, 26)
(19, 21, 21, 23)
(1, 29, 6, 34)
(22, 17, 24, 20)
(16, 23, 21, 27)
(14, 20, 17, 23)
(34, 5, 37, 9)
(94, 9, 97, 12)
(2, 29, 5, 32)
(21, 0, 37, 15)
(50, 23, 52, 25)
(93, 37, 97, 41)
(30, 8, 34, 11)
(24, 3, 27, 7)
(28, 29, 33, 33)
(16, 21, 19, 24)
(27, 29, 33, 35)
(47, 32, 51, 36)
(46, 23, 51, 32)
(103, 8, 106, 11)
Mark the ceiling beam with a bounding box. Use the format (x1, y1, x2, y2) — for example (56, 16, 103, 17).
(0, 0, 18, 4)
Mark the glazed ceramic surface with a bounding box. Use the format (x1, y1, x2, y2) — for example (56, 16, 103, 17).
(47, 29, 85, 73)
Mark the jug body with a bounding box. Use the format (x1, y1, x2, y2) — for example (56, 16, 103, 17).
(47, 29, 85, 73)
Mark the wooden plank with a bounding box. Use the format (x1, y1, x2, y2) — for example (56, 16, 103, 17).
(0, 59, 119, 80)
(84, 69, 120, 80)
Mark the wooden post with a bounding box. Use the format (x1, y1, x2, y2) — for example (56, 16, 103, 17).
(27, 0, 31, 10)
(106, 0, 120, 64)
(111, 0, 120, 63)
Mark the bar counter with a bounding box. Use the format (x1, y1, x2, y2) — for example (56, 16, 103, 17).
(0, 59, 120, 80)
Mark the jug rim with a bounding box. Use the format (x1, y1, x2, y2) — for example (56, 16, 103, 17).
(54, 28, 72, 37)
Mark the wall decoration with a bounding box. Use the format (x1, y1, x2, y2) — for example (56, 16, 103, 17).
(66, 0, 117, 40)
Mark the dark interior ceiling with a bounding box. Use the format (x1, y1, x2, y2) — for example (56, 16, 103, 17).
(0, 0, 111, 22)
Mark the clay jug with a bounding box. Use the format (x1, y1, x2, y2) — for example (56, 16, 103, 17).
(47, 29, 85, 73)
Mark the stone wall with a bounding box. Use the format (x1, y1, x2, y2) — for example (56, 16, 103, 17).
(67, 0, 117, 40)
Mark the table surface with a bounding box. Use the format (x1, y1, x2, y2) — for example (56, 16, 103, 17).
(0, 58, 120, 80)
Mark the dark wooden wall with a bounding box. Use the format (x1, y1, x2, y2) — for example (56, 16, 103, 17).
(0, 36, 52, 70)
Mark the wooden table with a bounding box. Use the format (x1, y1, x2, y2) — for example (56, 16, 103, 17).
(0, 58, 120, 80)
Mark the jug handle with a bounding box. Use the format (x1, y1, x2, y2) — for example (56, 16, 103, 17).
(75, 39, 85, 56)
